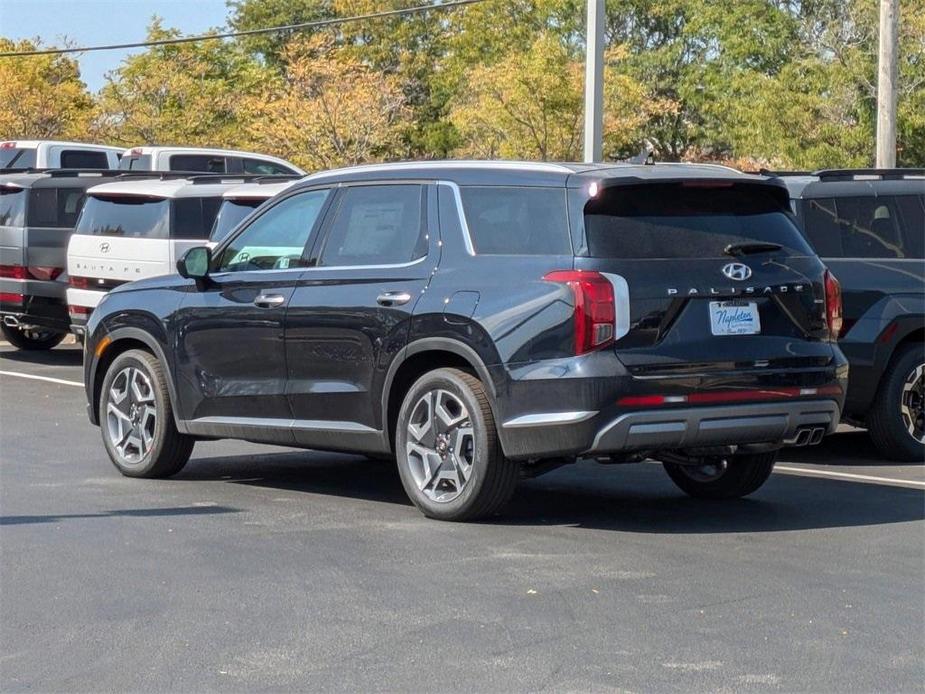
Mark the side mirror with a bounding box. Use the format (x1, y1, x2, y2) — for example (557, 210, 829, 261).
(177, 246, 211, 280)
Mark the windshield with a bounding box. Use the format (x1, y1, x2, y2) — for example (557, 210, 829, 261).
(210, 198, 263, 242)
(584, 183, 814, 259)
(75, 195, 170, 238)
(0, 148, 36, 169)
(0, 187, 25, 226)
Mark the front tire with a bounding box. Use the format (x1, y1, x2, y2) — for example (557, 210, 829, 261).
(1, 323, 65, 351)
(395, 368, 518, 521)
(99, 349, 194, 478)
(868, 344, 925, 462)
(662, 451, 777, 499)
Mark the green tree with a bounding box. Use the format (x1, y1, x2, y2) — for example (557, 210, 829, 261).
(93, 19, 267, 147)
(0, 38, 95, 140)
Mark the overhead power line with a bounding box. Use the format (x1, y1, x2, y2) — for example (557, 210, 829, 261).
(0, 0, 486, 58)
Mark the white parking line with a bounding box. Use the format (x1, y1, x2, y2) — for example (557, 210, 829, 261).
(775, 465, 925, 489)
(0, 370, 83, 388)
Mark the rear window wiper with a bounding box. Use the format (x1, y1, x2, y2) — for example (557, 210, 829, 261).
(724, 242, 783, 256)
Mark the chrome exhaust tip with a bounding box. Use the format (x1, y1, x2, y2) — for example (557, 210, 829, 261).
(809, 427, 825, 446)
(2, 315, 19, 327)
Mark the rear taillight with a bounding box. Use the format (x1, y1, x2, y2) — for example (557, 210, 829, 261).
(69, 276, 90, 289)
(69, 305, 91, 318)
(0, 265, 27, 279)
(544, 270, 616, 355)
(824, 269, 843, 339)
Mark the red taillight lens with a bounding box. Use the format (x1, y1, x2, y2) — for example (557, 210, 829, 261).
(824, 269, 843, 339)
(0, 264, 27, 279)
(69, 305, 91, 318)
(544, 270, 616, 355)
(69, 276, 90, 289)
(0, 292, 23, 304)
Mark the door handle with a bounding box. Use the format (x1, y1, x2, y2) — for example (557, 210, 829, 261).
(254, 294, 286, 308)
(377, 291, 412, 307)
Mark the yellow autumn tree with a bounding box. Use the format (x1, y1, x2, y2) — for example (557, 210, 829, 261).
(243, 35, 410, 171)
(0, 39, 95, 140)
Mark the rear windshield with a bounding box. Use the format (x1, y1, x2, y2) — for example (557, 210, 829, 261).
(75, 196, 171, 238)
(118, 154, 152, 171)
(0, 187, 25, 226)
(0, 148, 36, 169)
(75, 195, 222, 239)
(27, 188, 87, 228)
(584, 183, 813, 258)
(210, 198, 263, 242)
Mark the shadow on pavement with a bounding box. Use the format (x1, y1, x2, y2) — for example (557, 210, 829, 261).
(786, 430, 923, 466)
(0, 345, 83, 368)
(177, 451, 924, 533)
(0, 505, 238, 526)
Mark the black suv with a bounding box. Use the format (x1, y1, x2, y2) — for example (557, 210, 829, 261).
(83, 162, 847, 521)
(774, 169, 924, 461)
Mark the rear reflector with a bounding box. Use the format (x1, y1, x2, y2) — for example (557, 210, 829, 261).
(544, 270, 616, 355)
(0, 265, 27, 280)
(69, 276, 90, 289)
(0, 292, 23, 304)
(617, 385, 842, 407)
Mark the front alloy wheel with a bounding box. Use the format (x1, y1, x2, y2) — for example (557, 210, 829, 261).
(868, 345, 925, 462)
(900, 363, 924, 445)
(106, 365, 157, 465)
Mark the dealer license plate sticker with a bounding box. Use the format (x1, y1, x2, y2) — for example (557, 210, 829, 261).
(709, 301, 761, 336)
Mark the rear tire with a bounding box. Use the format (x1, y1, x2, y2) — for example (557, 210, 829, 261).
(99, 349, 194, 478)
(663, 451, 777, 499)
(395, 368, 518, 521)
(1, 323, 65, 351)
(868, 344, 925, 462)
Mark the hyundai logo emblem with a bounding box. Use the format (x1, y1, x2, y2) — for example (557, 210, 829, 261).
(99, 243, 110, 254)
(722, 262, 752, 281)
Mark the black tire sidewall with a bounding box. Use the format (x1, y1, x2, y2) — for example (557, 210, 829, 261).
(871, 345, 925, 461)
(99, 350, 170, 477)
(395, 370, 495, 520)
(1, 323, 65, 351)
(663, 451, 777, 499)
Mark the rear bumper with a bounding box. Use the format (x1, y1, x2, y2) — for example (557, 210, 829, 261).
(585, 399, 840, 455)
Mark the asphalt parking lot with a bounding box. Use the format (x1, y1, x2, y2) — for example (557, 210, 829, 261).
(1, 341, 923, 693)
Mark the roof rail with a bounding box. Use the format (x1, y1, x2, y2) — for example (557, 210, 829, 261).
(753, 169, 814, 177)
(814, 168, 925, 180)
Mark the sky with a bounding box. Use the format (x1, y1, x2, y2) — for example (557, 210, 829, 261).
(0, 0, 230, 92)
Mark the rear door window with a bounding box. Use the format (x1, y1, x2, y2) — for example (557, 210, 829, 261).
(318, 185, 426, 266)
(584, 183, 813, 258)
(118, 154, 152, 170)
(242, 158, 295, 175)
(0, 187, 25, 226)
(27, 188, 86, 227)
(459, 186, 571, 255)
(75, 196, 170, 238)
(169, 154, 226, 173)
(172, 197, 225, 240)
(60, 150, 109, 169)
(800, 195, 924, 259)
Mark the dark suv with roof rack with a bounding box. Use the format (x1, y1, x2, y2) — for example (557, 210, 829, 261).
(0, 169, 126, 350)
(82, 161, 847, 521)
(772, 168, 924, 461)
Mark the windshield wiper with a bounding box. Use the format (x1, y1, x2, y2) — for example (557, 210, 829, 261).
(724, 242, 783, 256)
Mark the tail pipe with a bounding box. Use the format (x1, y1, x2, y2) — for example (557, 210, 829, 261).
(2, 315, 19, 327)
(784, 426, 827, 447)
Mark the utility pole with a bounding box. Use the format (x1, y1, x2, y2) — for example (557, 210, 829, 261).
(583, 0, 605, 163)
(876, 0, 899, 168)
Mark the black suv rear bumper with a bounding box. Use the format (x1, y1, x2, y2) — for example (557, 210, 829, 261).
(501, 399, 840, 460)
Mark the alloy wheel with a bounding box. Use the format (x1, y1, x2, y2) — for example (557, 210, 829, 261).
(405, 389, 475, 503)
(900, 363, 924, 444)
(106, 366, 157, 464)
